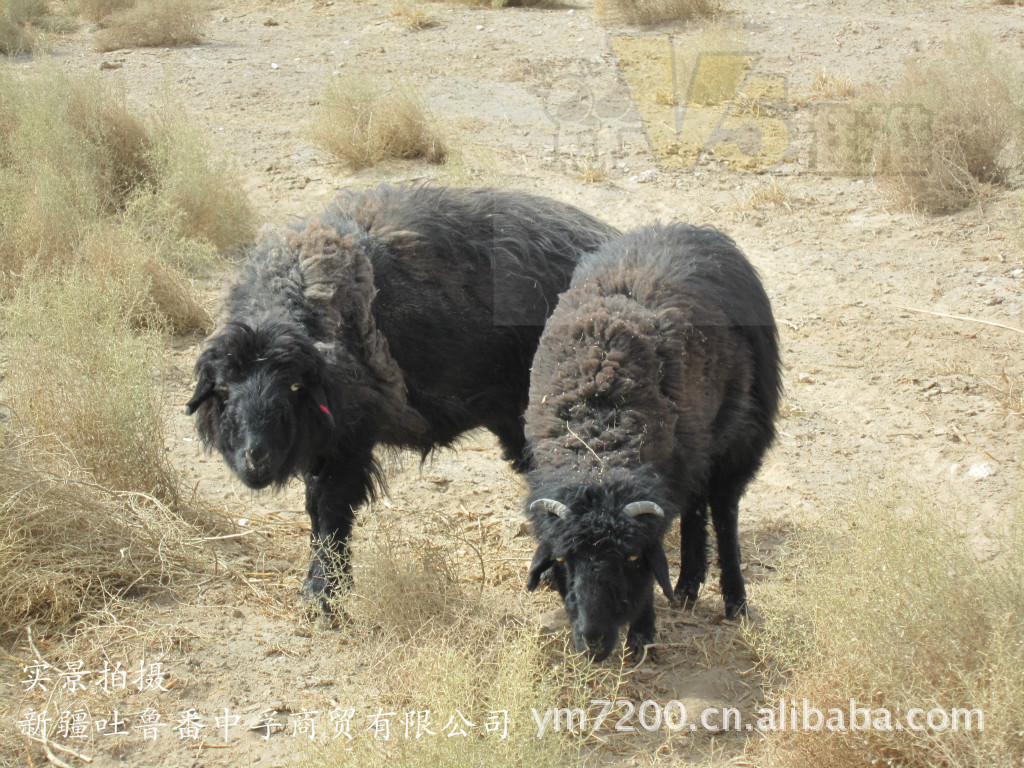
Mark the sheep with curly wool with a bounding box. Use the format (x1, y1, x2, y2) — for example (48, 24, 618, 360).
(524, 223, 781, 661)
(185, 184, 617, 610)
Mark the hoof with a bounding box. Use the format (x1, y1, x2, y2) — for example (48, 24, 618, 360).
(674, 580, 700, 608)
(723, 599, 748, 620)
(302, 556, 352, 615)
(300, 576, 334, 615)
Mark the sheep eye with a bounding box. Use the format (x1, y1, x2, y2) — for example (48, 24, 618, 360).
(290, 383, 302, 392)
(627, 555, 639, 562)
(555, 557, 564, 563)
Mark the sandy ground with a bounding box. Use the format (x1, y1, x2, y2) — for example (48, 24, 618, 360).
(4, 0, 1024, 765)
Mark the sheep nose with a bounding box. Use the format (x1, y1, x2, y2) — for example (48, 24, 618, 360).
(244, 447, 270, 472)
(582, 628, 605, 649)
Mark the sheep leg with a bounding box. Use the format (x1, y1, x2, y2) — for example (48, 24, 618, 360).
(625, 593, 657, 660)
(675, 497, 708, 606)
(709, 486, 747, 618)
(301, 458, 375, 612)
(488, 416, 532, 473)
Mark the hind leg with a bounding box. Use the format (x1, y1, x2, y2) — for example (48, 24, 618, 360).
(709, 484, 747, 619)
(675, 497, 708, 606)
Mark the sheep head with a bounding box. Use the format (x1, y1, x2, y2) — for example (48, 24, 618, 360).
(525, 486, 674, 661)
(186, 320, 337, 489)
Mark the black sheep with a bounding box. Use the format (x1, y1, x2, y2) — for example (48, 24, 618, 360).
(524, 223, 781, 661)
(186, 184, 617, 610)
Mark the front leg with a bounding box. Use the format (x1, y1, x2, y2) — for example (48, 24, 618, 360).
(302, 451, 377, 612)
(625, 592, 657, 661)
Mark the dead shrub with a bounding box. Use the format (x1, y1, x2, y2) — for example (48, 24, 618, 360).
(94, 0, 206, 52)
(751, 483, 1024, 768)
(310, 75, 447, 170)
(342, 510, 482, 640)
(810, 71, 858, 101)
(0, 427, 213, 640)
(0, 0, 48, 53)
(390, 1, 436, 29)
(594, 0, 719, 26)
(0, 67, 254, 282)
(820, 35, 1024, 214)
(306, 507, 621, 768)
(138, 108, 257, 261)
(739, 177, 802, 212)
(74, 223, 211, 334)
(78, 0, 133, 23)
(3, 268, 181, 499)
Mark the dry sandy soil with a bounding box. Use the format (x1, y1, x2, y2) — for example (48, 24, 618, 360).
(4, 0, 1024, 766)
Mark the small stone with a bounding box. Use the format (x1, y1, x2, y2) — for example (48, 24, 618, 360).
(968, 462, 996, 480)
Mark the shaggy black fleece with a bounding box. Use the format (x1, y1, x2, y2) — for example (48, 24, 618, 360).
(524, 223, 781, 660)
(186, 184, 617, 609)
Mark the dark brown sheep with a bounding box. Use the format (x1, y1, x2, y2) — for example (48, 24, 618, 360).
(524, 223, 781, 660)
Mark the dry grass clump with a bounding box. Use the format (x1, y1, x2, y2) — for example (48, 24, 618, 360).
(342, 510, 486, 640)
(78, 0, 133, 23)
(810, 71, 858, 101)
(390, 0, 436, 29)
(573, 154, 610, 183)
(751, 484, 1024, 768)
(93, 0, 206, 52)
(310, 75, 447, 170)
(820, 35, 1024, 214)
(0, 0, 49, 53)
(594, 0, 718, 26)
(739, 177, 801, 211)
(131, 108, 257, 263)
(0, 427, 213, 640)
(307, 508, 621, 768)
(0, 67, 255, 297)
(3, 269, 181, 499)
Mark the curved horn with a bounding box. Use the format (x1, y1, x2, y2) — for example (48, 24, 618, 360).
(624, 501, 665, 518)
(530, 499, 571, 519)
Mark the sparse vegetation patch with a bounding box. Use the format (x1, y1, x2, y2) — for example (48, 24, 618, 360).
(0, 0, 49, 54)
(750, 484, 1024, 768)
(94, 0, 206, 52)
(594, 0, 719, 27)
(310, 75, 447, 169)
(820, 35, 1024, 213)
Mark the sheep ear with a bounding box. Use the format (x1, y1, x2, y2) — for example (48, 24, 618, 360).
(648, 543, 675, 603)
(530, 498, 571, 519)
(185, 369, 215, 415)
(310, 385, 334, 429)
(526, 543, 554, 592)
(624, 501, 665, 519)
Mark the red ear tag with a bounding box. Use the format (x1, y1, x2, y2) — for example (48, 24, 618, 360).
(319, 404, 333, 417)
